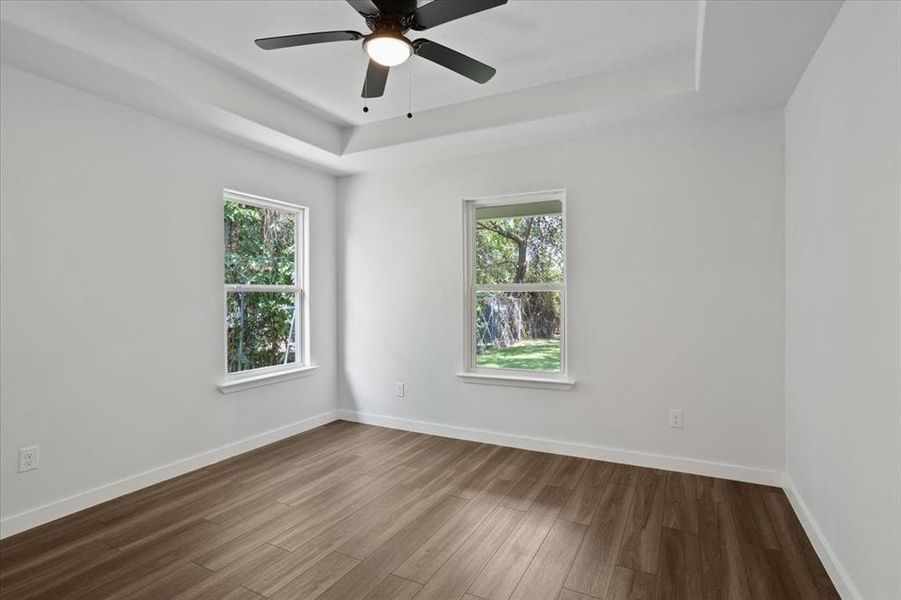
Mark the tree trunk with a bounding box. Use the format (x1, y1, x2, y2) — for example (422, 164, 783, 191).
(513, 218, 534, 283)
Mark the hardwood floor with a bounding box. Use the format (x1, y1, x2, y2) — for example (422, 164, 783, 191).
(0, 421, 839, 600)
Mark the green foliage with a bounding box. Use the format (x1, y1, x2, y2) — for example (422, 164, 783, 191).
(226, 292, 296, 373)
(224, 201, 297, 373)
(224, 201, 295, 285)
(476, 339, 561, 371)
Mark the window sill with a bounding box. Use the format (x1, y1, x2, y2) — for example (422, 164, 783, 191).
(218, 365, 319, 394)
(454, 371, 575, 390)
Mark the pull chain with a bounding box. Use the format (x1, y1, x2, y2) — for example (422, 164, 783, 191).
(363, 68, 369, 113)
(407, 60, 413, 119)
(360, 62, 411, 117)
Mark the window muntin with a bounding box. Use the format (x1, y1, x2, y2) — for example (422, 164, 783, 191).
(466, 193, 566, 376)
(223, 190, 306, 376)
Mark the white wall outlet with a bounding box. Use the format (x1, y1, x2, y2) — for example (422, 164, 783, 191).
(18, 445, 40, 472)
(395, 382, 405, 398)
(669, 409, 684, 429)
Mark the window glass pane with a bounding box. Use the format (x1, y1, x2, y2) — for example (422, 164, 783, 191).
(475, 204, 563, 285)
(224, 201, 295, 285)
(227, 292, 297, 373)
(475, 291, 561, 372)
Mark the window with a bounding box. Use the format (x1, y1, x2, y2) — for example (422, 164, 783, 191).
(463, 191, 568, 382)
(223, 190, 309, 381)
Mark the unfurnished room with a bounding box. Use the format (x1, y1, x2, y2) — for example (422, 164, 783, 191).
(0, 1, 899, 599)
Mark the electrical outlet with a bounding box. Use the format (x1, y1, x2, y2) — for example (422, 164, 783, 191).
(669, 409, 683, 429)
(395, 382, 405, 398)
(18, 446, 40, 472)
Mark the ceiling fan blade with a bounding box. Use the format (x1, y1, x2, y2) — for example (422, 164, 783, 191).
(413, 39, 496, 83)
(410, 0, 507, 30)
(362, 60, 389, 98)
(255, 31, 363, 50)
(346, 0, 380, 17)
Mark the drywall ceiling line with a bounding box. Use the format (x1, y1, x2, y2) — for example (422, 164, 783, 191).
(342, 55, 696, 156)
(0, 0, 344, 155)
(86, 0, 355, 131)
(0, 22, 350, 176)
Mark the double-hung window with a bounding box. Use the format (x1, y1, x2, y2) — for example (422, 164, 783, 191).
(462, 190, 570, 385)
(222, 190, 309, 384)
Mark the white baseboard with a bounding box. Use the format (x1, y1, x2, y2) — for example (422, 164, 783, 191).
(338, 409, 784, 486)
(0, 410, 340, 539)
(0, 408, 799, 545)
(783, 474, 860, 600)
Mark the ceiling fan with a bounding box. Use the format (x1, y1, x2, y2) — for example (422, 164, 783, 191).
(254, 0, 507, 101)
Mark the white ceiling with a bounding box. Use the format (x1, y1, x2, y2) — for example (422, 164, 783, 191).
(0, 0, 842, 173)
(91, 0, 699, 127)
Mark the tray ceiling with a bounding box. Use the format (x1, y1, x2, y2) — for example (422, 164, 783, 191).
(91, 0, 699, 126)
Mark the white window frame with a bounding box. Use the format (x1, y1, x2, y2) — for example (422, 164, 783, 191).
(458, 189, 574, 389)
(219, 189, 314, 392)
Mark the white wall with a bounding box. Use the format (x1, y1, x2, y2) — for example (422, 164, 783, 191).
(785, 2, 901, 598)
(338, 109, 786, 482)
(0, 65, 338, 535)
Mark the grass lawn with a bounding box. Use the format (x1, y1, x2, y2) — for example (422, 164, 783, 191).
(476, 339, 561, 371)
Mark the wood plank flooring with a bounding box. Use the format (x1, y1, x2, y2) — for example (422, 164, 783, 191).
(0, 421, 840, 600)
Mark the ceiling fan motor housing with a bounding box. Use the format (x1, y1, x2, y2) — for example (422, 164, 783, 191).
(363, 11, 414, 35)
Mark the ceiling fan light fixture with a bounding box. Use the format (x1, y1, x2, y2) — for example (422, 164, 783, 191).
(364, 34, 412, 67)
